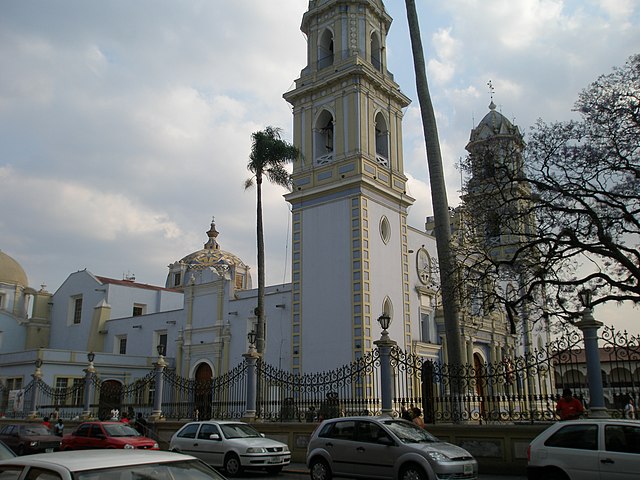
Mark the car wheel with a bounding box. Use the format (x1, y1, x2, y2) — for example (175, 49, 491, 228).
(543, 469, 569, 480)
(223, 453, 243, 477)
(309, 458, 332, 480)
(266, 466, 283, 475)
(399, 463, 426, 480)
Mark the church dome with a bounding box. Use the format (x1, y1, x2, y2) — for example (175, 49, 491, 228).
(166, 219, 251, 290)
(178, 221, 246, 271)
(469, 101, 522, 144)
(0, 250, 28, 287)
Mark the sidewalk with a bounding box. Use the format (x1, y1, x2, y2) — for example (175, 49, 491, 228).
(283, 463, 526, 479)
(283, 463, 308, 474)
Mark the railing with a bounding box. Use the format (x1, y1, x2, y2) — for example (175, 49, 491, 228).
(4, 325, 638, 423)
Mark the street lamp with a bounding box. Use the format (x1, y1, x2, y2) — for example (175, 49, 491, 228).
(575, 287, 608, 418)
(87, 352, 95, 364)
(578, 288, 592, 309)
(248, 330, 257, 348)
(377, 313, 391, 341)
(157, 344, 165, 357)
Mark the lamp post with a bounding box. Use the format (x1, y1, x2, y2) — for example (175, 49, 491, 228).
(374, 313, 397, 416)
(82, 352, 96, 419)
(28, 358, 43, 418)
(243, 330, 259, 421)
(576, 288, 608, 418)
(150, 344, 168, 421)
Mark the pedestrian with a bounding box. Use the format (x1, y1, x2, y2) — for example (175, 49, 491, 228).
(134, 412, 148, 435)
(54, 418, 64, 437)
(42, 416, 51, 429)
(556, 388, 584, 420)
(193, 408, 199, 421)
(400, 403, 413, 421)
(50, 407, 59, 421)
(624, 398, 635, 419)
(412, 407, 425, 428)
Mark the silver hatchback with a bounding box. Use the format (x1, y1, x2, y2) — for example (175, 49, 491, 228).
(306, 416, 478, 480)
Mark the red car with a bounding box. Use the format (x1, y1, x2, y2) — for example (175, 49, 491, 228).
(61, 421, 159, 450)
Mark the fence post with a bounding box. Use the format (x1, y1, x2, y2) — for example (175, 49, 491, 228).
(150, 346, 168, 421)
(82, 352, 96, 419)
(243, 332, 259, 421)
(374, 314, 397, 416)
(28, 359, 43, 418)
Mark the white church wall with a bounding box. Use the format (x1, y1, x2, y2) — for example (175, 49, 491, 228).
(0, 311, 27, 354)
(49, 270, 103, 350)
(297, 197, 354, 372)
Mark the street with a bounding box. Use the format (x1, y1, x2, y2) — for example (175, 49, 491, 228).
(223, 464, 527, 480)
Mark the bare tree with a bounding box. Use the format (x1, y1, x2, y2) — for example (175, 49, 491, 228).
(458, 54, 640, 325)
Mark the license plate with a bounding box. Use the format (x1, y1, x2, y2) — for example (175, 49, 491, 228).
(269, 456, 280, 464)
(45, 448, 54, 453)
(463, 464, 473, 474)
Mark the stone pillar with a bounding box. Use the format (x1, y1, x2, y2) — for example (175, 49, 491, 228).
(149, 352, 168, 421)
(374, 322, 397, 417)
(243, 344, 260, 421)
(28, 360, 43, 418)
(577, 305, 608, 418)
(82, 355, 96, 419)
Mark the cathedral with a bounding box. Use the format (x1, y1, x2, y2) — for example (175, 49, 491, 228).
(0, 0, 537, 410)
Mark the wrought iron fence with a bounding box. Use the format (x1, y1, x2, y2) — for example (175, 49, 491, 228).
(4, 325, 638, 423)
(256, 349, 381, 422)
(161, 363, 248, 420)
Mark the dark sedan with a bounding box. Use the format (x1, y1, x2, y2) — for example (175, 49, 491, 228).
(0, 424, 61, 455)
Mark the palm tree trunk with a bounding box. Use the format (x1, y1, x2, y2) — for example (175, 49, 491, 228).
(405, 0, 463, 391)
(256, 175, 266, 356)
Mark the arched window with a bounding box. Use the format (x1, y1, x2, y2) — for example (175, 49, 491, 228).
(375, 112, 389, 166)
(318, 29, 334, 69)
(314, 110, 334, 165)
(370, 32, 382, 71)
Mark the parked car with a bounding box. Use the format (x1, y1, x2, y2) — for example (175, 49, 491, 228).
(0, 440, 16, 460)
(0, 424, 61, 455)
(306, 416, 478, 480)
(0, 449, 228, 480)
(169, 420, 291, 476)
(527, 418, 640, 480)
(61, 421, 159, 450)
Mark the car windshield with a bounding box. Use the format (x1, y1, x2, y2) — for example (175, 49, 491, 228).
(0, 441, 15, 460)
(103, 424, 140, 438)
(220, 423, 261, 439)
(74, 459, 224, 480)
(22, 426, 50, 436)
(381, 420, 439, 444)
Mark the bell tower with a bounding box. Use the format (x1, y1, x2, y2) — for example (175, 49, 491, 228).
(284, 0, 414, 373)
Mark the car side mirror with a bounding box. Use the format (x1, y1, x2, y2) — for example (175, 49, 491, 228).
(261, 433, 266, 438)
(208, 433, 221, 440)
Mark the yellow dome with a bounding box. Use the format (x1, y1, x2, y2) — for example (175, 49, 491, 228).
(0, 250, 28, 287)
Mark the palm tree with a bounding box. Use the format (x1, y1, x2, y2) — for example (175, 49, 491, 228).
(404, 1, 463, 383)
(245, 126, 299, 355)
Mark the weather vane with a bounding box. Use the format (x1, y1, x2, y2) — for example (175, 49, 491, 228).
(487, 80, 495, 101)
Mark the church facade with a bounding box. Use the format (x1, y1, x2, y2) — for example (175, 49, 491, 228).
(0, 0, 526, 413)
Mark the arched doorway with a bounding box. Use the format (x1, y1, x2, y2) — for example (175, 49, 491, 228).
(98, 380, 122, 421)
(194, 363, 213, 420)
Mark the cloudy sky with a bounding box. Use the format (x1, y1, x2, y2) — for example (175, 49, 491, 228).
(1, 0, 638, 328)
